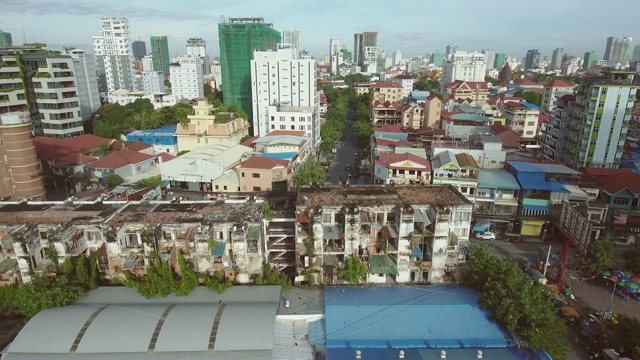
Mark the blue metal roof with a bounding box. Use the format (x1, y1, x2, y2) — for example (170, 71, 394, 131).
(477, 169, 521, 190)
(523, 204, 550, 211)
(327, 348, 551, 360)
(450, 113, 490, 122)
(261, 152, 297, 160)
(211, 242, 225, 257)
(520, 101, 539, 109)
(324, 287, 511, 349)
(516, 176, 568, 192)
(508, 161, 542, 173)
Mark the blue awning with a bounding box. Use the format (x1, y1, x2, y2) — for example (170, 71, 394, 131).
(411, 248, 423, 257)
(473, 218, 491, 232)
(212, 242, 225, 257)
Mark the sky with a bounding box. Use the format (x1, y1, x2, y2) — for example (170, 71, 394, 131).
(2, 0, 640, 61)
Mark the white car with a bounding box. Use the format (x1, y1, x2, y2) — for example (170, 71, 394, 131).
(476, 232, 496, 241)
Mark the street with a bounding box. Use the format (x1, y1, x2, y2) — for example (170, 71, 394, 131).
(327, 111, 360, 184)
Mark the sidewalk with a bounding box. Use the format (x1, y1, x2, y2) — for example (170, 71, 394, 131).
(566, 277, 640, 317)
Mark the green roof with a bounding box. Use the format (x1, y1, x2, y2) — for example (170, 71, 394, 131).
(0, 259, 17, 273)
(247, 225, 261, 241)
(369, 254, 398, 276)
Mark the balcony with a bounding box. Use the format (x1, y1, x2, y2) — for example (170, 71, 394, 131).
(523, 198, 550, 207)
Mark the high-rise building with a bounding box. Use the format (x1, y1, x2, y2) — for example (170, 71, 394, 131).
(604, 36, 633, 65)
(92, 17, 135, 98)
(136, 71, 165, 94)
(583, 51, 597, 70)
(62, 48, 101, 121)
(250, 44, 319, 146)
(441, 51, 486, 86)
(150, 35, 170, 76)
(353, 33, 363, 66)
(353, 32, 377, 66)
(218, 17, 281, 121)
(0, 112, 46, 200)
(281, 31, 300, 51)
(392, 51, 402, 66)
(524, 49, 541, 70)
(631, 45, 640, 62)
(0, 30, 13, 46)
(131, 40, 147, 60)
(445, 44, 457, 57)
(141, 55, 154, 72)
(494, 53, 506, 68)
(186, 37, 210, 75)
(565, 68, 639, 169)
(363, 32, 377, 47)
(340, 47, 352, 62)
(329, 38, 340, 56)
(169, 56, 204, 101)
(430, 53, 445, 67)
(550, 48, 565, 69)
(481, 50, 495, 69)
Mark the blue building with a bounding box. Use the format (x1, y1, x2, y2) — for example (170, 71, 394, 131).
(126, 125, 178, 155)
(322, 286, 551, 360)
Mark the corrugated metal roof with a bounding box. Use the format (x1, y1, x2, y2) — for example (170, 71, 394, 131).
(324, 287, 511, 349)
(431, 150, 457, 170)
(261, 152, 297, 160)
(532, 163, 580, 175)
(477, 169, 521, 190)
(508, 161, 542, 173)
(5, 287, 281, 358)
(327, 348, 549, 360)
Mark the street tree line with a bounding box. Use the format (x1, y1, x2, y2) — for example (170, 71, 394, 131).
(463, 246, 569, 359)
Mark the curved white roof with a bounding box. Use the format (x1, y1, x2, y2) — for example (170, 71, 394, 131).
(4, 286, 281, 360)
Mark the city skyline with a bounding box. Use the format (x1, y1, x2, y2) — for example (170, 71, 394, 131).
(2, 0, 640, 61)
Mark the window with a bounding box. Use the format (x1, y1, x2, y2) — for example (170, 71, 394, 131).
(291, 125, 295, 130)
(223, 185, 227, 190)
(241, 172, 245, 177)
(588, 152, 594, 158)
(525, 131, 534, 136)
(299, 125, 305, 130)
(527, 121, 535, 126)
(613, 197, 630, 206)
(252, 173, 260, 178)
(280, 125, 286, 129)
(271, 124, 275, 129)
(215, 185, 219, 190)
(253, 186, 261, 191)
(460, 187, 468, 193)
(279, 116, 285, 122)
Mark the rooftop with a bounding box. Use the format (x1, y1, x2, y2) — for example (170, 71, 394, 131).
(376, 152, 430, 170)
(33, 134, 113, 161)
(240, 156, 289, 170)
(86, 149, 155, 170)
(296, 185, 471, 208)
(477, 169, 521, 190)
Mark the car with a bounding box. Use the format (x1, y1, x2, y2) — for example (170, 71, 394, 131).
(475, 232, 496, 241)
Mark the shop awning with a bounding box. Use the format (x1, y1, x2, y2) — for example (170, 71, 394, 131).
(473, 218, 491, 232)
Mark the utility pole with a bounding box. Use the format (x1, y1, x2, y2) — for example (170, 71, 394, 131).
(541, 244, 552, 277)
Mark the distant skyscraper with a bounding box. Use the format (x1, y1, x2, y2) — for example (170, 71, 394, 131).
(150, 35, 170, 76)
(282, 31, 300, 51)
(393, 51, 402, 66)
(583, 51, 597, 70)
(550, 48, 565, 69)
(353, 33, 363, 66)
(131, 40, 147, 59)
(631, 45, 640, 62)
(430, 53, 445, 67)
(604, 36, 633, 65)
(445, 44, 457, 56)
(494, 53, 506, 68)
(218, 17, 280, 122)
(482, 49, 496, 69)
(524, 49, 541, 70)
(441, 51, 486, 85)
(0, 30, 13, 46)
(170, 57, 203, 100)
(363, 32, 377, 47)
(92, 17, 135, 98)
(353, 32, 377, 67)
(186, 37, 210, 75)
(329, 38, 340, 56)
(62, 48, 102, 121)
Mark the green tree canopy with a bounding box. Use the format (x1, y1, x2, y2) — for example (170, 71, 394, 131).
(255, 264, 292, 290)
(463, 246, 569, 359)
(513, 90, 542, 106)
(293, 160, 327, 186)
(623, 245, 640, 275)
(608, 315, 640, 357)
(352, 120, 374, 145)
(586, 238, 616, 275)
(414, 79, 440, 91)
(337, 256, 368, 285)
(106, 174, 124, 186)
(342, 73, 369, 86)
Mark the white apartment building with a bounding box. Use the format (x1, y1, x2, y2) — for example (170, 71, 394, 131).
(92, 17, 135, 100)
(266, 105, 319, 146)
(110, 89, 177, 109)
(62, 48, 101, 121)
(330, 51, 344, 75)
(482, 50, 496, 69)
(393, 51, 402, 66)
(141, 55, 154, 72)
(329, 38, 340, 56)
(186, 37, 210, 75)
(251, 44, 319, 146)
(22, 55, 84, 138)
(170, 56, 204, 101)
(561, 60, 580, 76)
(136, 71, 165, 94)
(442, 51, 486, 87)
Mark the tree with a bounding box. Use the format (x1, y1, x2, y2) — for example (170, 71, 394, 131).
(342, 73, 369, 87)
(513, 90, 542, 106)
(74, 171, 86, 181)
(106, 174, 124, 186)
(463, 246, 569, 359)
(262, 202, 273, 218)
(414, 79, 440, 91)
(293, 160, 326, 186)
(93, 142, 112, 157)
(177, 150, 190, 156)
(74, 254, 90, 288)
(255, 264, 292, 290)
(623, 245, 640, 275)
(240, 134, 252, 143)
(0, 276, 85, 318)
(608, 315, 640, 357)
(586, 238, 615, 274)
(175, 254, 198, 296)
(352, 120, 374, 145)
(337, 256, 368, 285)
(205, 271, 233, 294)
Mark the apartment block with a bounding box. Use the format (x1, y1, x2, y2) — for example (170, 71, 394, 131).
(441, 52, 486, 86)
(61, 49, 101, 121)
(170, 56, 204, 101)
(541, 95, 576, 163)
(149, 35, 170, 76)
(541, 79, 574, 114)
(295, 185, 473, 285)
(565, 68, 639, 169)
(92, 17, 135, 99)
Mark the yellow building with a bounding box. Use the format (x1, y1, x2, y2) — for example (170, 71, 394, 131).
(176, 99, 250, 152)
(370, 82, 404, 104)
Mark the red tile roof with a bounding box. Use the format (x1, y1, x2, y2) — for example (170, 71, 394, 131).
(426, 93, 440, 101)
(111, 141, 152, 152)
(393, 75, 413, 80)
(447, 80, 489, 91)
(371, 82, 403, 89)
(579, 167, 632, 177)
(266, 130, 306, 137)
(58, 153, 98, 165)
(600, 173, 640, 194)
(241, 135, 260, 148)
(376, 152, 431, 171)
(632, 110, 640, 117)
(156, 152, 176, 164)
(490, 123, 509, 134)
(546, 79, 573, 88)
(504, 101, 527, 110)
(375, 124, 404, 133)
(373, 100, 403, 111)
(240, 156, 289, 170)
(538, 114, 548, 124)
(86, 149, 155, 169)
(33, 134, 113, 161)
